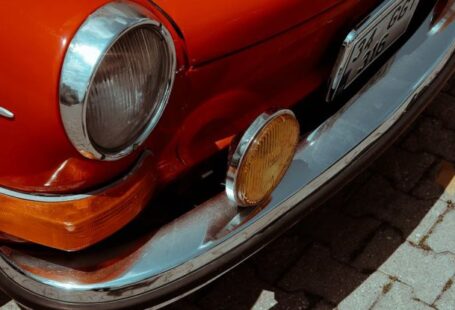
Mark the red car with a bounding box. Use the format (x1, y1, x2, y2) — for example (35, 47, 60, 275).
(0, 0, 453, 308)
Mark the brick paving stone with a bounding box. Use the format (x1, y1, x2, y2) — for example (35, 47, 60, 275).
(410, 159, 447, 201)
(426, 206, 455, 254)
(298, 207, 382, 263)
(0, 302, 20, 310)
(343, 175, 398, 217)
(435, 161, 455, 203)
(346, 177, 433, 236)
(353, 226, 403, 272)
(278, 244, 367, 304)
(251, 234, 311, 284)
(268, 291, 311, 310)
(337, 272, 391, 310)
(411, 178, 445, 201)
(434, 277, 455, 310)
(372, 280, 433, 310)
(402, 117, 455, 162)
(407, 199, 449, 246)
(196, 264, 311, 310)
(340, 272, 434, 310)
(371, 147, 435, 192)
(379, 242, 455, 304)
(312, 300, 335, 310)
(250, 290, 278, 310)
(384, 195, 439, 237)
(424, 93, 455, 131)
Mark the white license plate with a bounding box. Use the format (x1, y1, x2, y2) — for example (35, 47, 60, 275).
(327, 0, 420, 101)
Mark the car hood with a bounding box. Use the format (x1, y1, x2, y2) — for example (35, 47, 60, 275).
(152, 0, 343, 65)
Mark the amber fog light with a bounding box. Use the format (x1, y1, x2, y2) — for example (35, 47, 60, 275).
(226, 110, 300, 207)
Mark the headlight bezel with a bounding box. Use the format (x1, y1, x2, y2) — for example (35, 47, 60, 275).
(59, 1, 176, 161)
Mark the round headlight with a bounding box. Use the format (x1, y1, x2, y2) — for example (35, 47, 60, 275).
(59, 2, 176, 160)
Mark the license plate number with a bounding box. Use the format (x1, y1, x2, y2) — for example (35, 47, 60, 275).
(327, 0, 420, 101)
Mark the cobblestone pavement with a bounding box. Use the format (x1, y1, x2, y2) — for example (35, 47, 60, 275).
(1, 79, 454, 310)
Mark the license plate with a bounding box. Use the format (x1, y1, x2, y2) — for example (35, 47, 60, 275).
(327, 0, 420, 101)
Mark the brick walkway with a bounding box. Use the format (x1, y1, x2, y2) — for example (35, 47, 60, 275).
(1, 78, 454, 309)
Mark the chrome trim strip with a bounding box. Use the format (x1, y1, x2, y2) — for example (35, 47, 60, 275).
(59, 1, 176, 161)
(0, 1, 454, 307)
(0, 152, 149, 202)
(0, 107, 13, 119)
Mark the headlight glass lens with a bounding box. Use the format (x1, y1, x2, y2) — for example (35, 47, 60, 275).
(86, 26, 172, 153)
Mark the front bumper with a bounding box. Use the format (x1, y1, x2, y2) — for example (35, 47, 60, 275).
(0, 1, 455, 309)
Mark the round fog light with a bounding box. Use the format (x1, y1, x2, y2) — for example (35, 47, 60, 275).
(226, 110, 300, 207)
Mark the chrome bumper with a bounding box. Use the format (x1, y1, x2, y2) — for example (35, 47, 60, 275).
(1, 1, 455, 309)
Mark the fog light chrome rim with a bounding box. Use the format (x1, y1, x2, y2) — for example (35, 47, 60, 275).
(226, 109, 300, 207)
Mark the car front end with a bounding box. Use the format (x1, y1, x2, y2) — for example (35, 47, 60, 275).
(0, 0, 454, 308)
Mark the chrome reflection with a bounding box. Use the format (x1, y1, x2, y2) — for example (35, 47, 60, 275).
(0, 107, 13, 119)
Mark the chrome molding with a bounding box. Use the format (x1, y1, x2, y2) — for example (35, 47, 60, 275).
(59, 1, 176, 161)
(0, 1, 454, 308)
(0, 152, 150, 203)
(0, 107, 13, 119)
(226, 109, 297, 206)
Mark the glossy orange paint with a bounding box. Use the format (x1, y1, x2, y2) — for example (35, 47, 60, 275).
(152, 0, 346, 65)
(0, 0, 380, 195)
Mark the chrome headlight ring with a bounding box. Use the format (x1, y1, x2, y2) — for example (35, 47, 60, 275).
(59, 1, 176, 161)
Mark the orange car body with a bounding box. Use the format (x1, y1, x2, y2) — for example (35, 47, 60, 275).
(0, 0, 379, 194)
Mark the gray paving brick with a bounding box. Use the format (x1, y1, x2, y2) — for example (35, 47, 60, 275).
(424, 93, 455, 131)
(407, 199, 449, 246)
(278, 244, 367, 304)
(344, 175, 398, 217)
(346, 177, 433, 236)
(0, 302, 20, 310)
(434, 160, 455, 203)
(197, 264, 312, 310)
(251, 234, 311, 284)
(337, 272, 391, 310)
(312, 300, 334, 310)
(371, 147, 435, 192)
(372, 280, 433, 310)
(379, 242, 455, 304)
(426, 206, 455, 254)
(434, 277, 455, 310)
(239, 288, 313, 310)
(353, 226, 403, 272)
(251, 290, 278, 310)
(298, 207, 382, 263)
(411, 160, 446, 201)
(402, 117, 455, 162)
(266, 291, 311, 310)
(411, 178, 445, 201)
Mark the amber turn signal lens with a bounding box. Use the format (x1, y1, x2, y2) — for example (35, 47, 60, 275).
(226, 110, 300, 207)
(0, 153, 156, 251)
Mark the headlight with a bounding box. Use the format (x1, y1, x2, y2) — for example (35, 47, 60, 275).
(59, 2, 176, 160)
